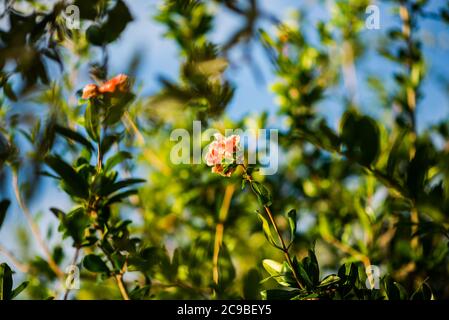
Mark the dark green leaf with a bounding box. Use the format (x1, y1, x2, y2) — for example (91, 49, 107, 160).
(0, 263, 13, 300)
(104, 151, 133, 172)
(100, 178, 145, 197)
(45, 155, 89, 199)
(0, 199, 10, 231)
(411, 283, 433, 300)
(84, 102, 100, 142)
(251, 181, 272, 206)
(242, 269, 261, 299)
(257, 213, 280, 249)
(83, 254, 109, 273)
(105, 189, 139, 206)
(10, 281, 29, 299)
(286, 209, 297, 243)
(55, 125, 94, 151)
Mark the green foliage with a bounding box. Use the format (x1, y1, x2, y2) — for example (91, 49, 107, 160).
(0, 263, 28, 300)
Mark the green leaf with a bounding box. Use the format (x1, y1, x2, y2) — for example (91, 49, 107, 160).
(294, 259, 313, 289)
(0, 263, 13, 300)
(56, 207, 89, 247)
(104, 151, 133, 172)
(100, 134, 122, 155)
(45, 155, 89, 199)
(0, 199, 10, 231)
(84, 102, 100, 142)
(262, 259, 292, 287)
(105, 189, 139, 206)
(411, 283, 434, 300)
(318, 274, 341, 288)
(83, 254, 109, 273)
(3, 82, 17, 101)
(303, 249, 319, 286)
(55, 125, 94, 152)
(286, 209, 297, 243)
(340, 111, 380, 167)
(406, 141, 434, 197)
(10, 281, 29, 299)
(100, 178, 145, 197)
(242, 269, 261, 299)
(384, 277, 408, 300)
(262, 259, 283, 276)
(251, 181, 272, 206)
(86, 0, 133, 46)
(257, 213, 280, 249)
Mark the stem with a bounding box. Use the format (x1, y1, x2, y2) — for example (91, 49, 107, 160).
(399, 1, 420, 249)
(212, 184, 235, 285)
(263, 205, 304, 290)
(63, 247, 80, 300)
(0, 245, 30, 273)
(241, 165, 304, 290)
(97, 141, 103, 172)
(114, 273, 130, 300)
(92, 133, 130, 300)
(98, 229, 130, 300)
(12, 170, 64, 279)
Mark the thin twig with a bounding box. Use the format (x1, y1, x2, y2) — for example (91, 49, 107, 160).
(241, 165, 304, 290)
(212, 184, 235, 285)
(63, 247, 80, 300)
(263, 205, 304, 290)
(12, 170, 64, 279)
(0, 244, 30, 273)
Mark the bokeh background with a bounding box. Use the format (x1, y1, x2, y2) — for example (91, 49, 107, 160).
(1, 0, 449, 299)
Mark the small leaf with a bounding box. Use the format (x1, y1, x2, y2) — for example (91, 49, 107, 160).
(100, 178, 145, 197)
(45, 155, 89, 199)
(104, 151, 133, 172)
(0, 263, 13, 300)
(242, 269, 261, 299)
(286, 209, 297, 243)
(0, 199, 11, 231)
(83, 254, 109, 273)
(318, 274, 341, 288)
(251, 181, 272, 206)
(384, 277, 408, 300)
(262, 259, 283, 277)
(257, 213, 280, 249)
(85, 102, 100, 142)
(55, 125, 94, 152)
(411, 283, 434, 300)
(10, 281, 29, 299)
(105, 189, 139, 205)
(294, 259, 313, 289)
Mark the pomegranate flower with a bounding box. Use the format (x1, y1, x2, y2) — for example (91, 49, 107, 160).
(82, 84, 99, 99)
(81, 74, 130, 99)
(98, 74, 130, 94)
(206, 133, 242, 177)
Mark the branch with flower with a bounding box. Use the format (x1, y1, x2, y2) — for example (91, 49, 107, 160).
(42, 74, 151, 300)
(205, 133, 305, 291)
(204, 133, 434, 300)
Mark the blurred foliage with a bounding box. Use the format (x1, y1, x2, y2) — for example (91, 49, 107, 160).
(0, 0, 448, 300)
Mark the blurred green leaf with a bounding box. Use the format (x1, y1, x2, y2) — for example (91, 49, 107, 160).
(83, 254, 109, 274)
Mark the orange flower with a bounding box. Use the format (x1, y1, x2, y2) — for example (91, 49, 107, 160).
(205, 133, 241, 177)
(99, 74, 130, 94)
(82, 84, 99, 99)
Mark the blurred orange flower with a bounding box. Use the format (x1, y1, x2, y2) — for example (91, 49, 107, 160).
(81, 74, 130, 99)
(82, 84, 99, 99)
(99, 74, 130, 94)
